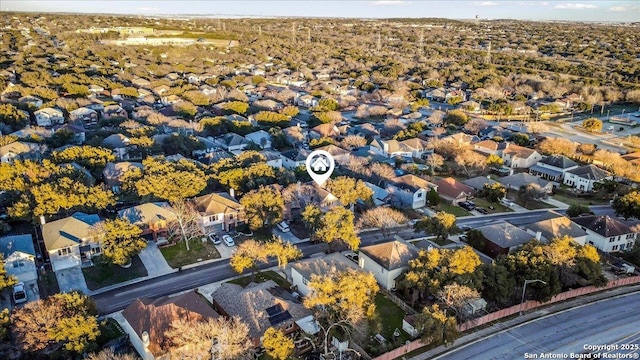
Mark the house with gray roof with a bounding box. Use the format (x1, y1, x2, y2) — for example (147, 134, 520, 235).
(358, 238, 420, 290)
(563, 165, 612, 192)
(210, 280, 313, 344)
(530, 155, 578, 183)
(498, 173, 553, 193)
(289, 253, 360, 296)
(103, 161, 143, 193)
(281, 148, 312, 169)
(524, 213, 587, 245)
(571, 215, 637, 252)
(215, 132, 249, 153)
(102, 134, 131, 160)
(463, 176, 498, 191)
(476, 221, 534, 258)
(0, 234, 37, 283)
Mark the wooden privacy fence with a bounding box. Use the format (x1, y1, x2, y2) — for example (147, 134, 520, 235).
(372, 276, 640, 360)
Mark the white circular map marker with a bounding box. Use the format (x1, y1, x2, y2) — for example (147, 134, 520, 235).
(306, 150, 335, 186)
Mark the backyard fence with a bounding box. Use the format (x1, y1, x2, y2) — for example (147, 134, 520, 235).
(372, 275, 640, 360)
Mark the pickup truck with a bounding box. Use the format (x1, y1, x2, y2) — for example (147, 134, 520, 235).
(610, 263, 635, 276)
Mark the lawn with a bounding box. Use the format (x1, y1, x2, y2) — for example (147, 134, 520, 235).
(82, 255, 148, 291)
(506, 190, 555, 210)
(228, 270, 292, 290)
(552, 193, 610, 207)
(367, 293, 411, 356)
(436, 203, 472, 217)
(160, 238, 221, 268)
(473, 198, 513, 214)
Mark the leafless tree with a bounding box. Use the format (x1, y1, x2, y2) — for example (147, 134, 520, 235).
(357, 207, 409, 239)
(169, 200, 204, 251)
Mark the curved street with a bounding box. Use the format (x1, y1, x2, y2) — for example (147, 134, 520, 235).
(434, 291, 640, 360)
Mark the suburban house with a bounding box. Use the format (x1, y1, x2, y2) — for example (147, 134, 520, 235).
(387, 174, 437, 209)
(295, 94, 319, 108)
(563, 165, 612, 192)
(210, 280, 314, 346)
(524, 215, 588, 245)
(18, 95, 43, 109)
(216, 133, 250, 153)
(370, 138, 428, 159)
(281, 148, 312, 169)
(41, 212, 102, 272)
(501, 144, 542, 169)
(260, 150, 283, 168)
(0, 234, 37, 283)
(473, 140, 508, 156)
(289, 253, 360, 296)
(102, 134, 131, 160)
(102, 104, 128, 119)
(192, 192, 245, 233)
(475, 221, 534, 258)
(571, 215, 637, 252)
(54, 123, 86, 144)
(498, 173, 554, 194)
(315, 144, 350, 164)
(118, 202, 177, 241)
(463, 176, 499, 191)
(363, 181, 398, 207)
(529, 155, 579, 183)
(103, 161, 143, 193)
(69, 107, 98, 128)
(309, 123, 341, 139)
(432, 177, 476, 205)
(245, 130, 272, 149)
(358, 238, 420, 290)
(34, 107, 65, 127)
(120, 291, 220, 360)
(0, 141, 41, 163)
(441, 133, 479, 147)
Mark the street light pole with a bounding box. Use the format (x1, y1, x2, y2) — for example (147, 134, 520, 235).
(519, 279, 547, 316)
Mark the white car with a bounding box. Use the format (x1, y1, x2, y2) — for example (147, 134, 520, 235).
(222, 234, 235, 247)
(276, 221, 290, 232)
(13, 282, 27, 304)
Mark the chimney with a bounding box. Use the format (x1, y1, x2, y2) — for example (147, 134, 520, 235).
(40, 216, 46, 225)
(535, 231, 542, 241)
(229, 188, 235, 199)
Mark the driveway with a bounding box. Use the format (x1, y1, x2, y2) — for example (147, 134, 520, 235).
(272, 228, 303, 244)
(215, 243, 236, 259)
(138, 241, 174, 275)
(55, 266, 90, 294)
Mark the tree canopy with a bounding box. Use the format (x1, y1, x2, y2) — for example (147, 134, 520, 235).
(240, 186, 285, 231)
(91, 218, 147, 266)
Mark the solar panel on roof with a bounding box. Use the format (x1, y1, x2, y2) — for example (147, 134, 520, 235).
(266, 304, 284, 317)
(268, 311, 292, 326)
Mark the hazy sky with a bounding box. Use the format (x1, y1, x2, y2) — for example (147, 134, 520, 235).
(2, 1, 639, 22)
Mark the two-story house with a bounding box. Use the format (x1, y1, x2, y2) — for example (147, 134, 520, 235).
(501, 143, 542, 169)
(69, 107, 98, 128)
(118, 202, 177, 241)
(42, 212, 102, 272)
(192, 192, 245, 233)
(529, 155, 579, 183)
(386, 174, 437, 209)
(370, 138, 429, 159)
(563, 164, 612, 192)
(102, 104, 128, 120)
(34, 107, 65, 127)
(103, 134, 131, 160)
(0, 234, 37, 283)
(571, 215, 637, 252)
(358, 238, 420, 290)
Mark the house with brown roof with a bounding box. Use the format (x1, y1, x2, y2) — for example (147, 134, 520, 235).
(309, 123, 341, 139)
(210, 280, 313, 345)
(571, 215, 637, 252)
(473, 140, 507, 156)
(120, 291, 219, 360)
(358, 238, 420, 290)
(118, 202, 177, 241)
(432, 177, 476, 205)
(501, 143, 542, 169)
(192, 192, 245, 233)
(0, 141, 41, 164)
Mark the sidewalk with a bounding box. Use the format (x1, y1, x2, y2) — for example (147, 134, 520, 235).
(411, 284, 640, 360)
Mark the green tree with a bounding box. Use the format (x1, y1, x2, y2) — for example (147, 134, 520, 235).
(479, 183, 507, 203)
(135, 157, 207, 201)
(316, 206, 360, 251)
(427, 188, 441, 206)
(480, 263, 516, 307)
(162, 133, 205, 156)
(280, 105, 299, 117)
(415, 304, 458, 347)
(199, 116, 229, 136)
(253, 111, 289, 127)
(443, 110, 469, 126)
(414, 212, 458, 241)
(0, 308, 10, 341)
(25, 177, 116, 217)
(318, 98, 339, 111)
(518, 183, 546, 208)
(222, 101, 249, 115)
(174, 101, 198, 119)
(302, 204, 322, 232)
(240, 186, 285, 231)
(511, 133, 530, 146)
(325, 176, 373, 210)
(582, 117, 603, 133)
(262, 327, 294, 360)
(566, 204, 592, 217)
(0, 255, 17, 290)
(613, 191, 640, 220)
(51, 145, 116, 176)
(91, 218, 147, 266)
(265, 237, 302, 268)
(0, 103, 28, 131)
(230, 240, 268, 280)
(485, 154, 504, 168)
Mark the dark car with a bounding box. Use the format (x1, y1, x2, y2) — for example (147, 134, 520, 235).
(459, 201, 476, 211)
(476, 207, 488, 214)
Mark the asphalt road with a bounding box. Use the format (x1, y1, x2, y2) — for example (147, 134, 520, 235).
(94, 205, 618, 315)
(433, 291, 640, 360)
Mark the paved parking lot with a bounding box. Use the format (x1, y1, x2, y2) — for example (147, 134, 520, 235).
(55, 266, 89, 294)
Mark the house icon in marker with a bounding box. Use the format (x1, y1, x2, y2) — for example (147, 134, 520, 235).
(310, 155, 329, 173)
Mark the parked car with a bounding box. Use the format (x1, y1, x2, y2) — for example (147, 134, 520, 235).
(276, 221, 290, 232)
(207, 232, 221, 245)
(13, 282, 27, 304)
(460, 225, 471, 231)
(459, 201, 476, 211)
(476, 207, 488, 214)
(222, 234, 235, 247)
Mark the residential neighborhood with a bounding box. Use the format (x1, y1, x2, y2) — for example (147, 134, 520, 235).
(0, 6, 639, 360)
